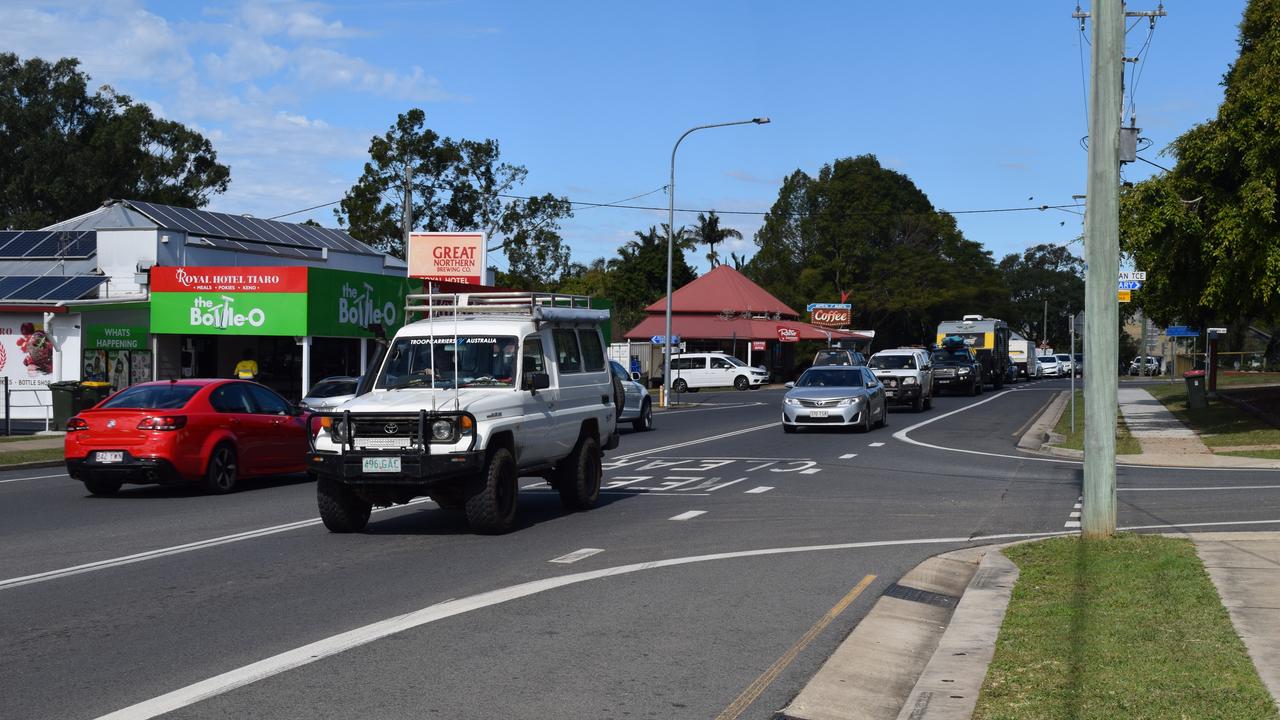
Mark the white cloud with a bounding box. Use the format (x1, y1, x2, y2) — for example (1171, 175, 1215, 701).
(291, 48, 451, 101)
(239, 2, 357, 39)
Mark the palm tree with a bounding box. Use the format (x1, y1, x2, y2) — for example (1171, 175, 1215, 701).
(689, 211, 743, 268)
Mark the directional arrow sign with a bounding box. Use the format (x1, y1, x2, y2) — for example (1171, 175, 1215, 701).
(1118, 280, 1143, 290)
(650, 335, 680, 345)
(1118, 271, 1147, 281)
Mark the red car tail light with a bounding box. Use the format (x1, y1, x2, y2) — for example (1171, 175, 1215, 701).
(137, 415, 188, 431)
(67, 417, 89, 432)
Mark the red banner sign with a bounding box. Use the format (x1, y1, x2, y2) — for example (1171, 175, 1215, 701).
(751, 341, 767, 351)
(408, 232, 485, 286)
(810, 307, 851, 328)
(151, 266, 309, 293)
(776, 327, 799, 343)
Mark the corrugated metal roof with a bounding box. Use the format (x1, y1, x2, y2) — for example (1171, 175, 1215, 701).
(643, 265, 798, 317)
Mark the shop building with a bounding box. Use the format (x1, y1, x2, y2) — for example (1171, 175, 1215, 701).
(0, 199, 414, 421)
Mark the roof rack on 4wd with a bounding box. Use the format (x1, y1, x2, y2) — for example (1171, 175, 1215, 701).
(405, 291, 609, 324)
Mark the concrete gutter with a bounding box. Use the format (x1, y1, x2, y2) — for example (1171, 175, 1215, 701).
(1016, 390, 1067, 452)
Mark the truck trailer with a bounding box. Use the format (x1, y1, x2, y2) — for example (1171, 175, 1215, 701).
(936, 315, 1012, 389)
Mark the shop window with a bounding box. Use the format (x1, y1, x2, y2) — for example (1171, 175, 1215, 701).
(578, 330, 605, 372)
(552, 329, 582, 374)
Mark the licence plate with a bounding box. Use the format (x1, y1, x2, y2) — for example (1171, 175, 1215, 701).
(809, 410, 829, 418)
(95, 451, 124, 464)
(362, 457, 402, 473)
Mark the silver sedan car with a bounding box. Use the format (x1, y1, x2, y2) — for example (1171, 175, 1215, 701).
(782, 366, 888, 433)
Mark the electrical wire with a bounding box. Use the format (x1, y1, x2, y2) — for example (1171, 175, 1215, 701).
(1077, 24, 1091, 136)
(1135, 155, 1172, 173)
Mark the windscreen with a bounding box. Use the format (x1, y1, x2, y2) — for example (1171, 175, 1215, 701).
(932, 349, 971, 363)
(795, 368, 862, 388)
(869, 355, 916, 370)
(308, 380, 357, 398)
(724, 356, 746, 367)
(375, 336, 519, 390)
(100, 384, 200, 410)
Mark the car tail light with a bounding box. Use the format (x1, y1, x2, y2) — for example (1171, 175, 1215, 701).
(137, 415, 187, 431)
(67, 417, 89, 432)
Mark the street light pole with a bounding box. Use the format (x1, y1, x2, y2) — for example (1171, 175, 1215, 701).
(662, 117, 770, 408)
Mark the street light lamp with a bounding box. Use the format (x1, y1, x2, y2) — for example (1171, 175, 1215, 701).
(662, 117, 770, 408)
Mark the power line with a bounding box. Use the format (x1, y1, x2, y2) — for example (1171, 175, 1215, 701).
(1135, 155, 1172, 173)
(267, 198, 343, 220)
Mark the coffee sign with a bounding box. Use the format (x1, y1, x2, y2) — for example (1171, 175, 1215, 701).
(807, 302, 852, 328)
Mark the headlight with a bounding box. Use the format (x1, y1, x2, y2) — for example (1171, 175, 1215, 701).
(431, 419, 454, 441)
(784, 397, 800, 406)
(328, 418, 349, 443)
(958, 367, 971, 375)
(837, 398, 854, 407)
(902, 377, 917, 385)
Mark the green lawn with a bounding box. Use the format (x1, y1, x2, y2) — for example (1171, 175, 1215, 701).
(1049, 391, 1142, 455)
(0, 447, 65, 465)
(1220, 449, 1280, 460)
(973, 535, 1278, 720)
(1145, 384, 1280, 450)
(1216, 371, 1280, 387)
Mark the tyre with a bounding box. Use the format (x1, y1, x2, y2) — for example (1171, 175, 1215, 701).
(317, 475, 372, 532)
(857, 408, 872, 433)
(672, 378, 688, 394)
(611, 375, 625, 415)
(783, 423, 797, 434)
(556, 434, 601, 512)
(924, 394, 933, 410)
(466, 447, 518, 533)
(911, 394, 924, 412)
(878, 401, 889, 428)
(734, 375, 749, 391)
(632, 399, 653, 432)
(970, 379, 981, 396)
(203, 443, 238, 494)
(83, 478, 122, 496)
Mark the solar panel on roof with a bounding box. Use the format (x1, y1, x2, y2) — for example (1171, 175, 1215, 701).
(40, 275, 107, 300)
(127, 200, 374, 256)
(0, 276, 41, 299)
(0, 232, 46, 258)
(0, 231, 96, 258)
(8, 276, 71, 300)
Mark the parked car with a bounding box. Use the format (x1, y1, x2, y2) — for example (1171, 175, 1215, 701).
(1055, 353, 1076, 376)
(1073, 353, 1084, 374)
(610, 360, 653, 431)
(812, 348, 866, 367)
(782, 365, 887, 433)
(65, 379, 310, 496)
(1038, 355, 1062, 377)
(867, 347, 933, 412)
(301, 376, 359, 411)
(1128, 356, 1162, 375)
(668, 352, 769, 392)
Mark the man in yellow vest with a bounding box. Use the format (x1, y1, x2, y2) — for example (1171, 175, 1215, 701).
(234, 349, 259, 380)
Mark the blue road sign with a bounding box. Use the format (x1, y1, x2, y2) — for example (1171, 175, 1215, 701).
(1118, 280, 1143, 290)
(1165, 326, 1199, 338)
(651, 335, 680, 345)
(806, 302, 852, 312)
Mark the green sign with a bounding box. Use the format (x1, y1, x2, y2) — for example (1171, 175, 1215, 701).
(151, 292, 308, 336)
(306, 268, 423, 338)
(85, 325, 149, 350)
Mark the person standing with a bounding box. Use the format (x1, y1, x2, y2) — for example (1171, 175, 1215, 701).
(234, 348, 259, 380)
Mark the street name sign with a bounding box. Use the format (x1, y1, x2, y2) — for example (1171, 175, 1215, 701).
(1165, 326, 1200, 338)
(1118, 271, 1147, 281)
(1118, 280, 1143, 290)
(650, 335, 680, 345)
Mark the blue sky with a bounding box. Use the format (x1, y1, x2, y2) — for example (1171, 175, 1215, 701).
(0, 1, 1248, 273)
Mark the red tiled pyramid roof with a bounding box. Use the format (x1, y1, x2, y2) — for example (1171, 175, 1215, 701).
(643, 265, 798, 316)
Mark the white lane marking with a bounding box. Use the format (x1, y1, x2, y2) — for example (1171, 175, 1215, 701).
(610, 421, 780, 462)
(892, 391, 1278, 472)
(549, 548, 605, 565)
(0, 498, 433, 592)
(799, 468, 821, 475)
(93, 528, 1074, 720)
(1074, 503, 1082, 509)
(839, 453, 857, 459)
(1064, 520, 1082, 528)
(669, 510, 707, 521)
(0, 472, 70, 485)
(1118, 485, 1280, 492)
(1121, 518, 1280, 531)
(1069, 511, 1081, 518)
(868, 442, 885, 448)
(744, 486, 774, 494)
(705, 477, 748, 492)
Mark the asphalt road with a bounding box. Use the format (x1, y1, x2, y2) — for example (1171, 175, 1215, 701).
(2, 377, 1277, 720)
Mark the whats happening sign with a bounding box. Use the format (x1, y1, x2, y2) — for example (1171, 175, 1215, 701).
(408, 232, 485, 285)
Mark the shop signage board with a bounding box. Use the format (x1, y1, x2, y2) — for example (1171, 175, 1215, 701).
(777, 327, 800, 343)
(407, 232, 485, 286)
(84, 325, 149, 350)
(306, 268, 423, 338)
(810, 307, 851, 328)
(752, 341, 767, 351)
(151, 266, 308, 336)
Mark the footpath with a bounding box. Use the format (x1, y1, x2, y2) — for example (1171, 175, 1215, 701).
(782, 386, 1280, 719)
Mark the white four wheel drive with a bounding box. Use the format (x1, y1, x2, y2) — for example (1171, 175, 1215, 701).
(308, 292, 621, 534)
(867, 348, 934, 412)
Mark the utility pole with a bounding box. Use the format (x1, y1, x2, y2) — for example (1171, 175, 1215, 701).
(402, 164, 413, 251)
(1079, 0, 1124, 538)
(1043, 299, 1048, 348)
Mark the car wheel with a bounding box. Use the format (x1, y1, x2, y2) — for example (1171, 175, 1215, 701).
(911, 394, 924, 412)
(317, 475, 372, 532)
(924, 394, 933, 410)
(632, 399, 653, 432)
(879, 400, 889, 428)
(672, 378, 688, 394)
(859, 409, 872, 433)
(556, 434, 601, 512)
(83, 478, 122, 496)
(734, 375, 749, 391)
(612, 375, 625, 415)
(466, 447, 518, 533)
(970, 379, 981, 396)
(203, 444, 238, 494)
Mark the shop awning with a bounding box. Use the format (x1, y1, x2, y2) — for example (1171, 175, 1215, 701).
(622, 314, 869, 342)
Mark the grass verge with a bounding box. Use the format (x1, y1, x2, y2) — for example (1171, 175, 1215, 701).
(1146, 384, 1280, 449)
(0, 447, 65, 465)
(1049, 390, 1142, 455)
(1220, 449, 1280, 460)
(973, 535, 1278, 720)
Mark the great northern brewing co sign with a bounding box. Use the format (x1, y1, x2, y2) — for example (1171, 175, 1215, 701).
(807, 302, 852, 328)
(408, 232, 485, 286)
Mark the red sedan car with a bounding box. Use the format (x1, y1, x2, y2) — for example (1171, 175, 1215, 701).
(65, 379, 310, 496)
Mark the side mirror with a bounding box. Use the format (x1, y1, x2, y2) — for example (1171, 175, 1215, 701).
(784, 381, 795, 389)
(631, 372, 642, 382)
(526, 372, 551, 392)
(866, 381, 877, 389)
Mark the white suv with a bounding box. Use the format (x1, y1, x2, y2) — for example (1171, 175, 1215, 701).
(309, 292, 620, 534)
(668, 352, 769, 392)
(867, 348, 934, 412)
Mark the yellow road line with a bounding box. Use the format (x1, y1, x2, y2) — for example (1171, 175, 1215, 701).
(715, 573, 877, 720)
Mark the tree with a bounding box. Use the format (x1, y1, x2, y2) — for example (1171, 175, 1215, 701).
(746, 155, 1004, 347)
(335, 109, 572, 287)
(688, 211, 742, 267)
(1120, 0, 1280, 328)
(0, 53, 230, 229)
(603, 225, 697, 331)
(997, 243, 1085, 347)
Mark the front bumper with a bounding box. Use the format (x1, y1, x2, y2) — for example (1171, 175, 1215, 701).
(933, 374, 976, 392)
(782, 404, 863, 426)
(309, 450, 483, 486)
(882, 382, 922, 405)
(66, 452, 185, 485)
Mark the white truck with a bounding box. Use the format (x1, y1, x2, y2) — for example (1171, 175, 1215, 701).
(308, 292, 620, 534)
(1009, 334, 1041, 378)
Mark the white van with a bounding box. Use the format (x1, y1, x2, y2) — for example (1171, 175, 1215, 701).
(669, 352, 769, 392)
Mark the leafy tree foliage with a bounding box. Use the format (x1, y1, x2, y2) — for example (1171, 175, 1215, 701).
(335, 109, 572, 288)
(688, 211, 742, 267)
(0, 53, 230, 229)
(1120, 0, 1280, 328)
(745, 155, 1004, 347)
(996, 243, 1085, 347)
